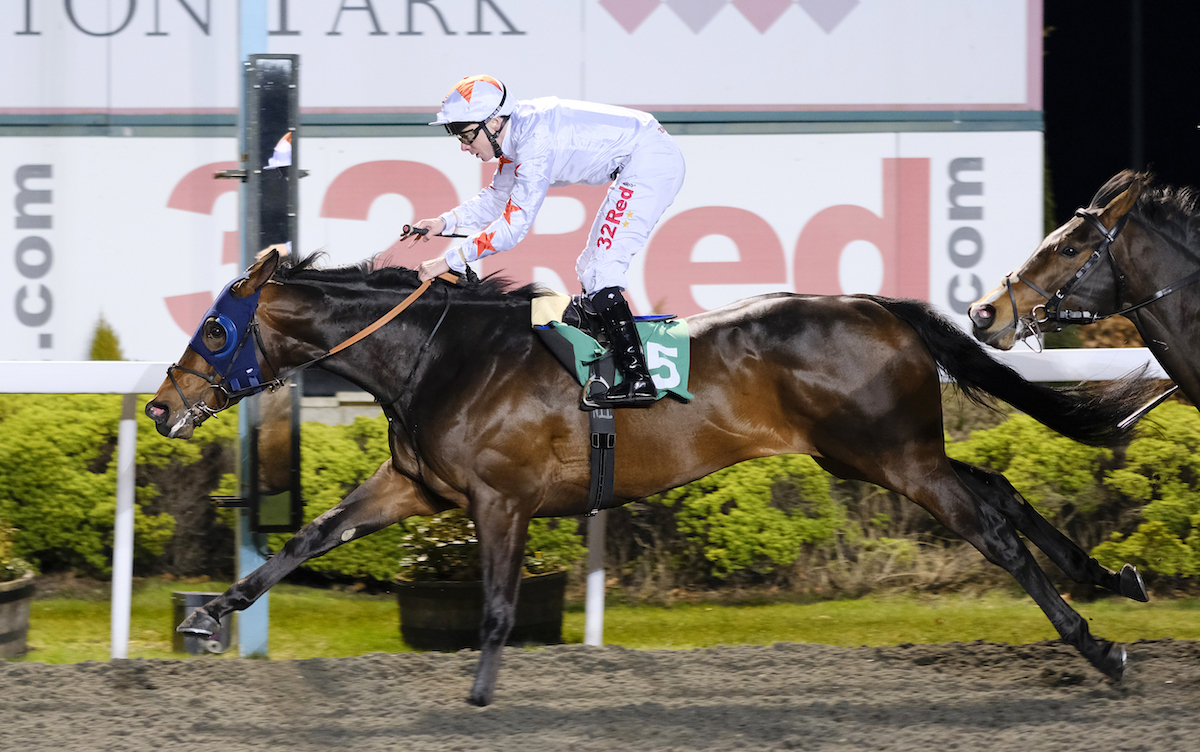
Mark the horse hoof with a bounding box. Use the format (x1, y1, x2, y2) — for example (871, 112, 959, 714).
(466, 692, 492, 707)
(1119, 564, 1149, 602)
(177, 608, 219, 638)
(1098, 641, 1127, 681)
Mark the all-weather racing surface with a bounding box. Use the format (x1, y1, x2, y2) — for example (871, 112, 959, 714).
(2, 639, 1199, 751)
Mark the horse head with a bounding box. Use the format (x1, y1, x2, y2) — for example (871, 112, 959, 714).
(968, 171, 1145, 350)
(146, 249, 283, 439)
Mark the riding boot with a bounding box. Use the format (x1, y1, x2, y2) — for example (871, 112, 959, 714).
(591, 287, 657, 408)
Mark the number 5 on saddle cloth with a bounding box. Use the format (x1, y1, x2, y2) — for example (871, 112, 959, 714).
(532, 291, 693, 515)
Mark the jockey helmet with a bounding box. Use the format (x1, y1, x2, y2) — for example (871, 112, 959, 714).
(429, 75, 513, 127)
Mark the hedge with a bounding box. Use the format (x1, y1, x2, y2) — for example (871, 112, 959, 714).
(2, 393, 1199, 592)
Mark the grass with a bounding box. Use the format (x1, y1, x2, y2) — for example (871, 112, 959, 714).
(583, 593, 1200, 650)
(12, 578, 1200, 664)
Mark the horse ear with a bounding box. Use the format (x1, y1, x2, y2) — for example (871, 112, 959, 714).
(231, 248, 281, 298)
(1098, 182, 1141, 225)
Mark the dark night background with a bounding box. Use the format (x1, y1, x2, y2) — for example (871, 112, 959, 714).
(1043, 0, 1200, 227)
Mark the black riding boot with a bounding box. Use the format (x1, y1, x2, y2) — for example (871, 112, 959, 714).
(591, 287, 656, 408)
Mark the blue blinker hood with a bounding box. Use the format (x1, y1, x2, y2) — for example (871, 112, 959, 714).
(188, 277, 264, 393)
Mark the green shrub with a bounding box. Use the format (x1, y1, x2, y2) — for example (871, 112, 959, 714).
(649, 454, 847, 579)
(0, 395, 178, 574)
(6, 387, 1199, 597)
(0, 519, 36, 581)
(1095, 402, 1200, 577)
(946, 413, 1113, 519)
(88, 316, 125, 361)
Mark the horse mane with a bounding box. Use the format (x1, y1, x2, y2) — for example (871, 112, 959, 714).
(1090, 169, 1200, 253)
(272, 251, 548, 304)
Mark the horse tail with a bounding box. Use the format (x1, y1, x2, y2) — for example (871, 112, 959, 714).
(871, 296, 1159, 447)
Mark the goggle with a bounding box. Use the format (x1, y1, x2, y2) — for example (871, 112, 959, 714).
(446, 122, 482, 145)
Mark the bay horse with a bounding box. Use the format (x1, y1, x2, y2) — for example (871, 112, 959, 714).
(147, 249, 1158, 705)
(969, 169, 1200, 407)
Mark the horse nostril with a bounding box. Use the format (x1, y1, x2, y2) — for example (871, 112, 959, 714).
(145, 401, 168, 424)
(970, 304, 996, 330)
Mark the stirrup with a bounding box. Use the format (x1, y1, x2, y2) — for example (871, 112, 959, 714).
(593, 380, 656, 409)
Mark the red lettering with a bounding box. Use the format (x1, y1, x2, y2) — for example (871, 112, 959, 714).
(605, 208, 622, 224)
(320, 161, 459, 268)
(644, 207, 786, 317)
(620, 186, 634, 200)
(615, 199, 627, 212)
(167, 161, 240, 265)
(793, 158, 930, 298)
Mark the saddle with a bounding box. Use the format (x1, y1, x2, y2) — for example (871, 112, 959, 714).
(559, 294, 678, 408)
(531, 291, 692, 516)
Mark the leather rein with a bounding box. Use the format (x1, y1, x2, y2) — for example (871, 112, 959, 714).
(168, 271, 463, 425)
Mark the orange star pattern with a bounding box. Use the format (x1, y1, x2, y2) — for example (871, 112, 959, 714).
(503, 199, 522, 224)
(497, 156, 514, 174)
(453, 74, 501, 103)
(473, 231, 497, 256)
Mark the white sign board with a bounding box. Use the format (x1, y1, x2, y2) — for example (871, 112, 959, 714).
(1, 0, 1039, 112)
(2, 131, 1041, 362)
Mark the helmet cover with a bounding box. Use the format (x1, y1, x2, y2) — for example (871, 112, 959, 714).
(429, 75, 513, 126)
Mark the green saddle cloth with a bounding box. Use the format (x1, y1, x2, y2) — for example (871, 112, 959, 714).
(532, 291, 694, 402)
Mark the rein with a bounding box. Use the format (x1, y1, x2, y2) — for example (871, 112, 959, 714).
(272, 271, 461, 384)
(1007, 208, 1200, 343)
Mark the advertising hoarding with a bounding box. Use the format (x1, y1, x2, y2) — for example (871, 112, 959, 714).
(2, 0, 1039, 113)
(2, 130, 1041, 361)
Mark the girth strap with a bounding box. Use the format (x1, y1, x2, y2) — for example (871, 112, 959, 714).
(587, 407, 616, 517)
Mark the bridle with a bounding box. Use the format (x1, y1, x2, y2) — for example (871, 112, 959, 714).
(1004, 208, 1200, 347)
(166, 271, 464, 429)
(167, 314, 280, 427)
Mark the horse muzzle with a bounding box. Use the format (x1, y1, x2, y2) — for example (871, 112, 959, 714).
(145, 399, 206, 439)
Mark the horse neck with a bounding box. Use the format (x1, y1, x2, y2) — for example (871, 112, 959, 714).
(1122, 215, 1200, 297)
(1119, 217, 1200, 403)
(262, 278, 532, 405)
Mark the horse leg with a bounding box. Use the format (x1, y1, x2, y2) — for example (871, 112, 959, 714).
(177, 460, 440, 637)
(950, 459, 1148, 601)
(906, 469, 1127, 680)
(466, 494, 532, 706)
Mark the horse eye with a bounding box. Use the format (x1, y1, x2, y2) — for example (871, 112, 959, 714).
(1060, 246, 1080, 258)
(203, 316, 228, 350)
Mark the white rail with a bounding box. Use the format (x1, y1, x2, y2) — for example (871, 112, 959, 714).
(990, 348, 1168, 382)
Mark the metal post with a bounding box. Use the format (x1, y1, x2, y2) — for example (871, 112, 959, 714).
(109, 394, 137, 659)
(584, 510, 607, 646)
(237, 0, 270, 658)
(1130, 0, 1144, 171)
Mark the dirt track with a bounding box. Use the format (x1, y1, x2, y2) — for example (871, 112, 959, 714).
(2, 639, 1198, 751)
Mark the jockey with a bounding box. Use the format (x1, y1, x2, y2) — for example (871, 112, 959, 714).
(404, 74, 686, 409)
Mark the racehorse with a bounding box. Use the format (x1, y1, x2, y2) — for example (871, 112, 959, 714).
(968, 169, 1200, 407)
(146, 248, 1158, 705)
